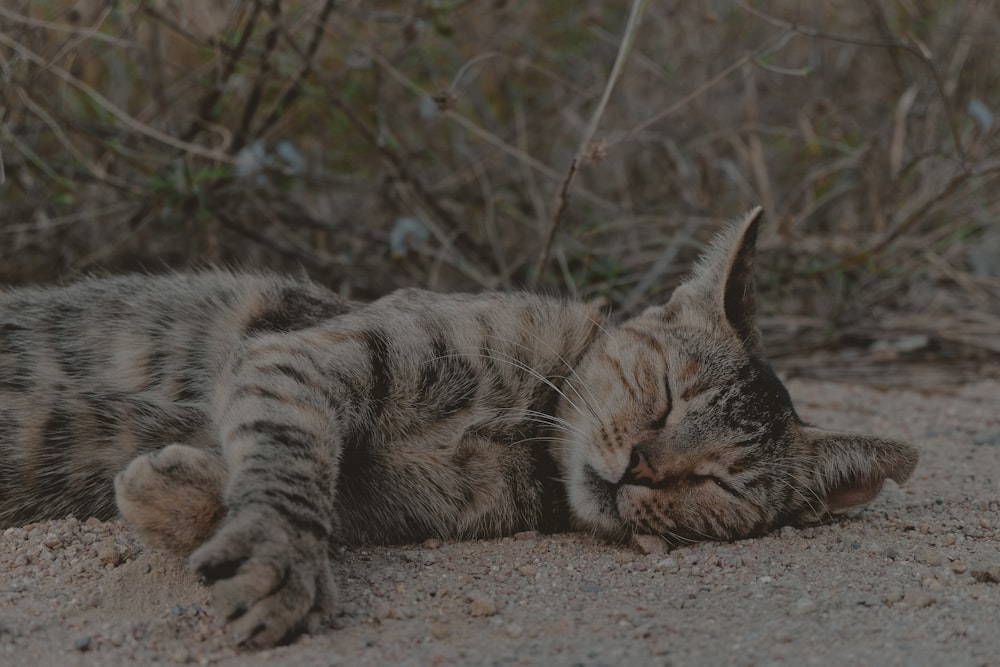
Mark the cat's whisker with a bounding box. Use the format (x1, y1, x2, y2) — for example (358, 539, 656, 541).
(658, 528, 701, 546)
(516, 435, 580, 451)
(561, 373, 606, 432)
(766, 461, 825, 518)
(493, 344, 605, 431)
(472, 332, 606, 429)
(586, 314, 612, 339)
(567, 324, 625, 416)
(428, 347, 604, 435)
(516, 408, 592, 440)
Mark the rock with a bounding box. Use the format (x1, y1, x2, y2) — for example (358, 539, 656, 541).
(790, 596, 817, 616)
(504, 622, 523, 638)
(903, 588, 936, 608)
(633, 534, 669, 555)
(972, 429, 1000, 445)
(467, 591, 497, 617)
(94, 540, 127, 567)
(920, 549, 944, 566)
(431, 622, 451, 640)
(654, 557, 679, 572)
(971, 565, 1000, 583)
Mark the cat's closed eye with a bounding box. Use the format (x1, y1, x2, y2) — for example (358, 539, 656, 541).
(649, 408, 669, 430)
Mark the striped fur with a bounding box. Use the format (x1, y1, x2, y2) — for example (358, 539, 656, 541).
(0, 208, 918, 646)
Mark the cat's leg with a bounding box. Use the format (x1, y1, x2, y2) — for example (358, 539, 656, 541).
(114, 444, 227, 557)
(186, 335, 342, 647)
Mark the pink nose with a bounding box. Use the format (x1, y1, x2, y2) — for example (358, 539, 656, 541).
(621, 447, 656, 487)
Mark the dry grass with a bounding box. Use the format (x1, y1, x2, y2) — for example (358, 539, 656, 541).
(1, 1, 998, 378)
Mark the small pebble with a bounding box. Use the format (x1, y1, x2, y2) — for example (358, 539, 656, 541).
(903, 588, 936, 608)
(467, 591, 497, 617)
(504, 622, 523, 638)
(94, 540, 127, 567)
(972, 429, 1000, 445)
(633, 534, 669, 556)
(790, 596, 817, 616)
(882, 588, 905, 605)
(655, 557, 679, 572)
(431, 622, 451, 640)
(971, 565, 1000, 583)
(921, 549, 943, 566)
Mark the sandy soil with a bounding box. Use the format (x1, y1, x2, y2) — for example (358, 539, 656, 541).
(2, 378, 998, 667)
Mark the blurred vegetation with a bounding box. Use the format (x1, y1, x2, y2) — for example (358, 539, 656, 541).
(1, 1, 998, 379)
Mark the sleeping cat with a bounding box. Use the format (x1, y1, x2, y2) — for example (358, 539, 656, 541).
(0, 208, 917, 647)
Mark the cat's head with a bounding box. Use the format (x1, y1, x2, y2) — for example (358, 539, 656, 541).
(556, 208, 918, 543)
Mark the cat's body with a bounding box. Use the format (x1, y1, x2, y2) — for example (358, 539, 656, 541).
(0, 209, 918, 647)
(1, 271, 593, 542)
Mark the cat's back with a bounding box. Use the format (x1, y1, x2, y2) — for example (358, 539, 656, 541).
(0, 270, 353, 526)
(1, 270, 353, 390)
(2, 270, 354, 343)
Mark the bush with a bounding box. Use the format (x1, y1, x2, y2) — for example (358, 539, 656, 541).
(1, 1, 998, 376)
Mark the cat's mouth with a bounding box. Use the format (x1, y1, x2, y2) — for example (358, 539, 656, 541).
(581, 465, 682, 540)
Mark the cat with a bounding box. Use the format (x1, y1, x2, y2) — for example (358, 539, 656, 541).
(0, 207, 918, 647)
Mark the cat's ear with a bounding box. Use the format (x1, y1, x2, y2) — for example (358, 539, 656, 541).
(666, 207, 765, 354)
(718, 206, 764, 354)
(798, 428, 919, 520)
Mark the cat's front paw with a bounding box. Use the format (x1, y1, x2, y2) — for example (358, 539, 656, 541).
(189, 506, 336, 647)
(115, 444, 227, 556)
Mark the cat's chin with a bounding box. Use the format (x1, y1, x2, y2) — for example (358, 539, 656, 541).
(559, 459, 635, 540)
(554, 429, 636, 538)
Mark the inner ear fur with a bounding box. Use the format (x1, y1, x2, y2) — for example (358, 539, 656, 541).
(802, 427, 919, 517)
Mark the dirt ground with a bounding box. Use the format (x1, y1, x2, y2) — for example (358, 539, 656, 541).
(1, 377, 998, 667)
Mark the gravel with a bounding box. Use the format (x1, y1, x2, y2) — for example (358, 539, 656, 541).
(1, 378, 998, 666)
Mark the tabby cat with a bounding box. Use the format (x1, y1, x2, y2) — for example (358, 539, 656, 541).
(0, 208, 917, 646)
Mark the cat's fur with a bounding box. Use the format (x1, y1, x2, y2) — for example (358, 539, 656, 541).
(0, 208, 917, 646)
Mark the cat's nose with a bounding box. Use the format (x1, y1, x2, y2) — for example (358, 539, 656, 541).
(620, 446, 657, 487)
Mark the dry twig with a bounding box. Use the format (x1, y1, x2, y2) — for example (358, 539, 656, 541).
(533, 0, 648, 288)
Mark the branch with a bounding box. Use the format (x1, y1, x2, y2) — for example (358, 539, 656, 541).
(168, 0, 265, 143)
(532, 0, 648, 288)
(734, 0, 967, 164)
(232, 0, 283, 151)
(255, 0, 337, 138)
(0, 31, 236, 164)
(617, 29, 796, 145)
(367, 49, 616, 213)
